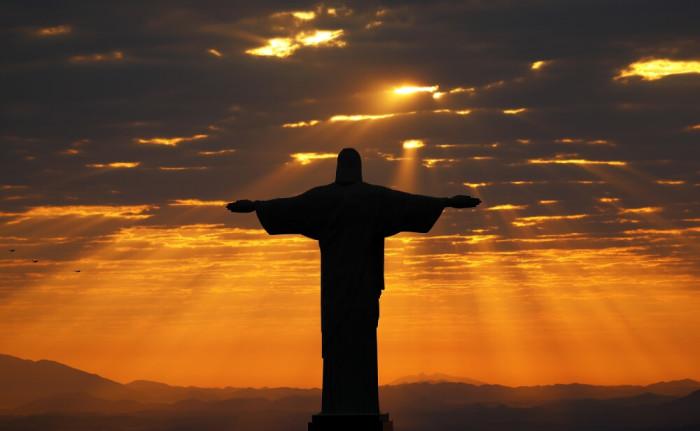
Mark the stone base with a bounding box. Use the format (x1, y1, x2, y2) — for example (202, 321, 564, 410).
(308, 413, 393, 431)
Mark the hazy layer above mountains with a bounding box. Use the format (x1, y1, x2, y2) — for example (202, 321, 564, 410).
(2, 354, 699, 431)
(389, 372, 486, 386)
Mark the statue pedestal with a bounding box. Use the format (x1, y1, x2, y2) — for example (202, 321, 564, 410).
(308, 413, 393, 431)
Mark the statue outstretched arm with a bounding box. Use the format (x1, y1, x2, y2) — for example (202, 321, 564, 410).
(444, 195, 481, 208)
(229, 195, 319, 238)
(226, 199, 256, 213)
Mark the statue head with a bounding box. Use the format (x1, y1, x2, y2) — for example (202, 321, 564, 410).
(335, 148, 362, 185)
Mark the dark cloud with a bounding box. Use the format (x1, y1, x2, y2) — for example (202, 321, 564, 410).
(0, 0, 697, 240)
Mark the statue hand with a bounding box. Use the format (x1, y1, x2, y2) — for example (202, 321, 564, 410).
(226, 200, 255, 213)
(448, 195, 481, 208)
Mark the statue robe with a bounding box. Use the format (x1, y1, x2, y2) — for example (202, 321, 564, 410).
(255, 181, 445, 414)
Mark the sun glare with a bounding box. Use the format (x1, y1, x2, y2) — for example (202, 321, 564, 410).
(6, 205, 156, 220)
(282, 120, 320, 128)
(616, 58, 700, 81)
(290, 152, 336, 165)
(246, 30, 345, 58)
(512, 214, 587, 227)
(619, 207, 663, 214)
(297, 30, 345, 47)
(246, 38, 297, 58)
(393, 86, 439, 95)
(393, 139, 425, 191)
(137, 134, 208, 146)
(169, 199, 228, 206)
(488, 204, 528, 211)
(402, 139, 424, 149)
(87, 162, 140, 168)
(422, 158, 457, 168)
(292, 11, 316, 20)
(330, 113, 396, 122)
(528, 158, 627, 166)
(464, 182, 490, 188)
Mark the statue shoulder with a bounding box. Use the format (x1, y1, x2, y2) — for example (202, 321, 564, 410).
(304, 183, 337, 196)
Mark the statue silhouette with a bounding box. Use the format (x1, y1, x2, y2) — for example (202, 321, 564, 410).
(227, 148, 480, 430)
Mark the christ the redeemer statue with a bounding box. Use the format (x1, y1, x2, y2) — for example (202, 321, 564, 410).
(227, 148, 480, 430)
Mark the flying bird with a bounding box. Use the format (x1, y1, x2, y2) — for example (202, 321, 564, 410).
(32, 259, 38, 263)
(75, 270, 81, 273)
(9, 249, 15, 252)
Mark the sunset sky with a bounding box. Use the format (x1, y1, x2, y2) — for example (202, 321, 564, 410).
(1, 1, 699, 389)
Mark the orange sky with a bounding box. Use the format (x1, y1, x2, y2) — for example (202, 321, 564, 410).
(1, 161, 698, 387)
(1, 2, 699, 388)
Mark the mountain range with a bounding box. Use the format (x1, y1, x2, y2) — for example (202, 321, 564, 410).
(1, 354, 699, 431)
(389, 372, 486, 386)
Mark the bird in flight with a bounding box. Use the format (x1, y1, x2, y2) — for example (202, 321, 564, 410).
(9, 249, 15, 252)
(75, 270, 81, 273)
(32, 259, 38, 263)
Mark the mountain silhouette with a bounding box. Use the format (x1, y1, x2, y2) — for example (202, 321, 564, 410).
(670, 388, 700, 410)
(644, 379, 700, 396)
(0, 354, 322, 409)
(125, 379, 321, 403)
(380, 380, 700, 410)
(13, 391, 146, 415)
(389, 372, 486, 386)
(0, 354, 139, 408)
(1, 354, 699, 431)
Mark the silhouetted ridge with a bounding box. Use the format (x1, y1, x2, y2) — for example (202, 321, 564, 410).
(379, 380, 700, 409)
(390, 372, 486, 385)
(2, 354, 700, 431)
(671, 388, 700, 407)
(14, 392, 145, 414)
(0, 354, 134, 409)
(645, 378, 700, 396)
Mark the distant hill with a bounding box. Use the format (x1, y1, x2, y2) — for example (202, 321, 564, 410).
(0, 354, 141, 409)
(385, 388, 700, 431)
(644, 378, 700, 396)
(2, 353, 700, 431)
(1, 384, 699, 431)
(389, 372, 486, 385)
(380, 380, 700, 409)
(0, 354, 320, 409)
(125, 379, 321, 403)
(13, 391, 147, 415)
